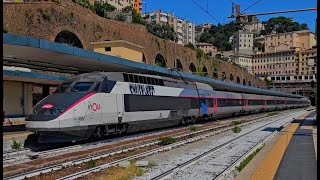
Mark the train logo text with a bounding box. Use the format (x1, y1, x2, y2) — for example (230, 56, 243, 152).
(88, 103, 101, 111)
(129, 84, 155, 96)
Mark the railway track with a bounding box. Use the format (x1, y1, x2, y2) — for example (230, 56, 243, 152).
(3, 109, 304, 180)
(3, 110, 274, 167)
(62, 110, 305, 180)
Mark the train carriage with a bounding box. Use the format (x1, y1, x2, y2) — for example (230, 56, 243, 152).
(25, 72, 310, 143)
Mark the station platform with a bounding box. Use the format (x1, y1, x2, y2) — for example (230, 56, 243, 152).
(236, 110, 317, 180)
(3, 117, 26, 126)
(3, 117, 26, 133)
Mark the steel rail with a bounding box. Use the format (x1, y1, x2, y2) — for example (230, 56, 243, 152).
(56, 110, 304, 180)
(150, 110, 304, 180)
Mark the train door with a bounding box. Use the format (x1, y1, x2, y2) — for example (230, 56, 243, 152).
(245, 99, 249, 112)
(213, 98, 218, 114)
(200, 98, 207, 116)
(100, 93, 118, 124)
(116, 94, 124, 123)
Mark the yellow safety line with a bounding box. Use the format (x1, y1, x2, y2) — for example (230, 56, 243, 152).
(249, 111, 311, 180)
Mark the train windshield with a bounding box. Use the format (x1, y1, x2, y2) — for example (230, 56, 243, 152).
(55, 82, 72, 93)
(71, 82, 94, 92)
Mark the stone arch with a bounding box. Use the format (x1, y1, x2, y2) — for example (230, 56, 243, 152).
(202, 66, 208, 77)
(54, 30, 83, 48)
(155, 53, 166, 67)
(243, 79, 246, 86)
(248, 81, 251, 86)
(175, 59, 183, 70)
(237, 76, 240, 84)
(221, 72, 226, 81)
(215, 54, 222, 59)
(142, 53, 146, 63)
(189, 63, 196, 73)
(230, 74, 234, 81)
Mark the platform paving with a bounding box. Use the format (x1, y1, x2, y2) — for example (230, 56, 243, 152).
(242, 111, 317, 180)
(274, 111, 317, 180)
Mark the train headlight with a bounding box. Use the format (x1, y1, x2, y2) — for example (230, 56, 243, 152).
(42, 104, 54, 108)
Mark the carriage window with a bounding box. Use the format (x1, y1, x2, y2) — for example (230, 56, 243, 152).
(133, 75, 139, 83)
(72, 82, 94, 92)
(154, 78, 159, 85)
(151, 78, 156, 85)
(138, 76, 143, 84)
(143, 76, 147, 84)
(159, 79, 164, 86)
(123, 74, 129, 82)
(55, 82, 72, 93)
(93, 83, 101, 91)
(128, 74, 134, 82)
(101, 80, 116, 93)
(146, 77, 151, 84)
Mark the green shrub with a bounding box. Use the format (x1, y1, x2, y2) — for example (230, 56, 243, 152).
(236, 144, 264, 172)
(11, 138, 22, 150)
(158, 137, 176, 145)
(190, 125, 199, 131)
(232, 126, 241, 133)
(85, 159, 97, 169)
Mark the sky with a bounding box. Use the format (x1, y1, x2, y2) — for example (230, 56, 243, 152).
(142, 0, 317, 32)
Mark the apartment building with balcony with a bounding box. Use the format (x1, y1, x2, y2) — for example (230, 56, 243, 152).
(234, 53, 254, 74)
(254, 30, 317, 53)
(232, 30, 254, 55)
(252, 50, 296, 77)
(196, 43, 217, 56)
(143, 10, 195, 45)
(242, 16, 265, 33)
(254, 48, 317, 96)
(295, 47, 317, 75)
(132, 0, 142, 13)
(195, 23, 212, 38)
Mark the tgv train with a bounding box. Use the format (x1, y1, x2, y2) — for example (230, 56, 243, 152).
(25, 72, 310, 143)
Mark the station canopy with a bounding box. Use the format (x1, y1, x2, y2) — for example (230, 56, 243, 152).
(3, 33, 304, 98)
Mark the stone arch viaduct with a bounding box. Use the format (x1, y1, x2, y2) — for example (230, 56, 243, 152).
(3, 0, 266, 87)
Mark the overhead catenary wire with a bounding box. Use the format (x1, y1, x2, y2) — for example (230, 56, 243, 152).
(191, 0, 221, 24)
(241, 0, 264, 14)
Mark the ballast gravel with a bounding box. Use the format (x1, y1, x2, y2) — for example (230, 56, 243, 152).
(134, 111, 305, 180)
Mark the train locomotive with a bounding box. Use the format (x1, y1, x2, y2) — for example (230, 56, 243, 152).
(25, 72, 310, 143)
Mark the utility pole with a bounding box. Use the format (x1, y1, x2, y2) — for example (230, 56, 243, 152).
(228, 7, 317, 20)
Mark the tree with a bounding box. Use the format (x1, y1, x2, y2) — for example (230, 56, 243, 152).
(115, 14, 126, 21)
(301, 23, 308, 30)
(94, 1, 116, 17)
(264, 77, 273, 88)
(198, 21, 243, 51)
(263, 16, 309, 34)
(147, 22, 177, 41)
(185, 42, 195, 50)
(122, 6, 146, 25)
(253, 41, 264, 52)
(73, 0, 94, 11)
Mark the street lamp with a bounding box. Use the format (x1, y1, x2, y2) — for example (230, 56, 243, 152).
(142, 2, 146, 15)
